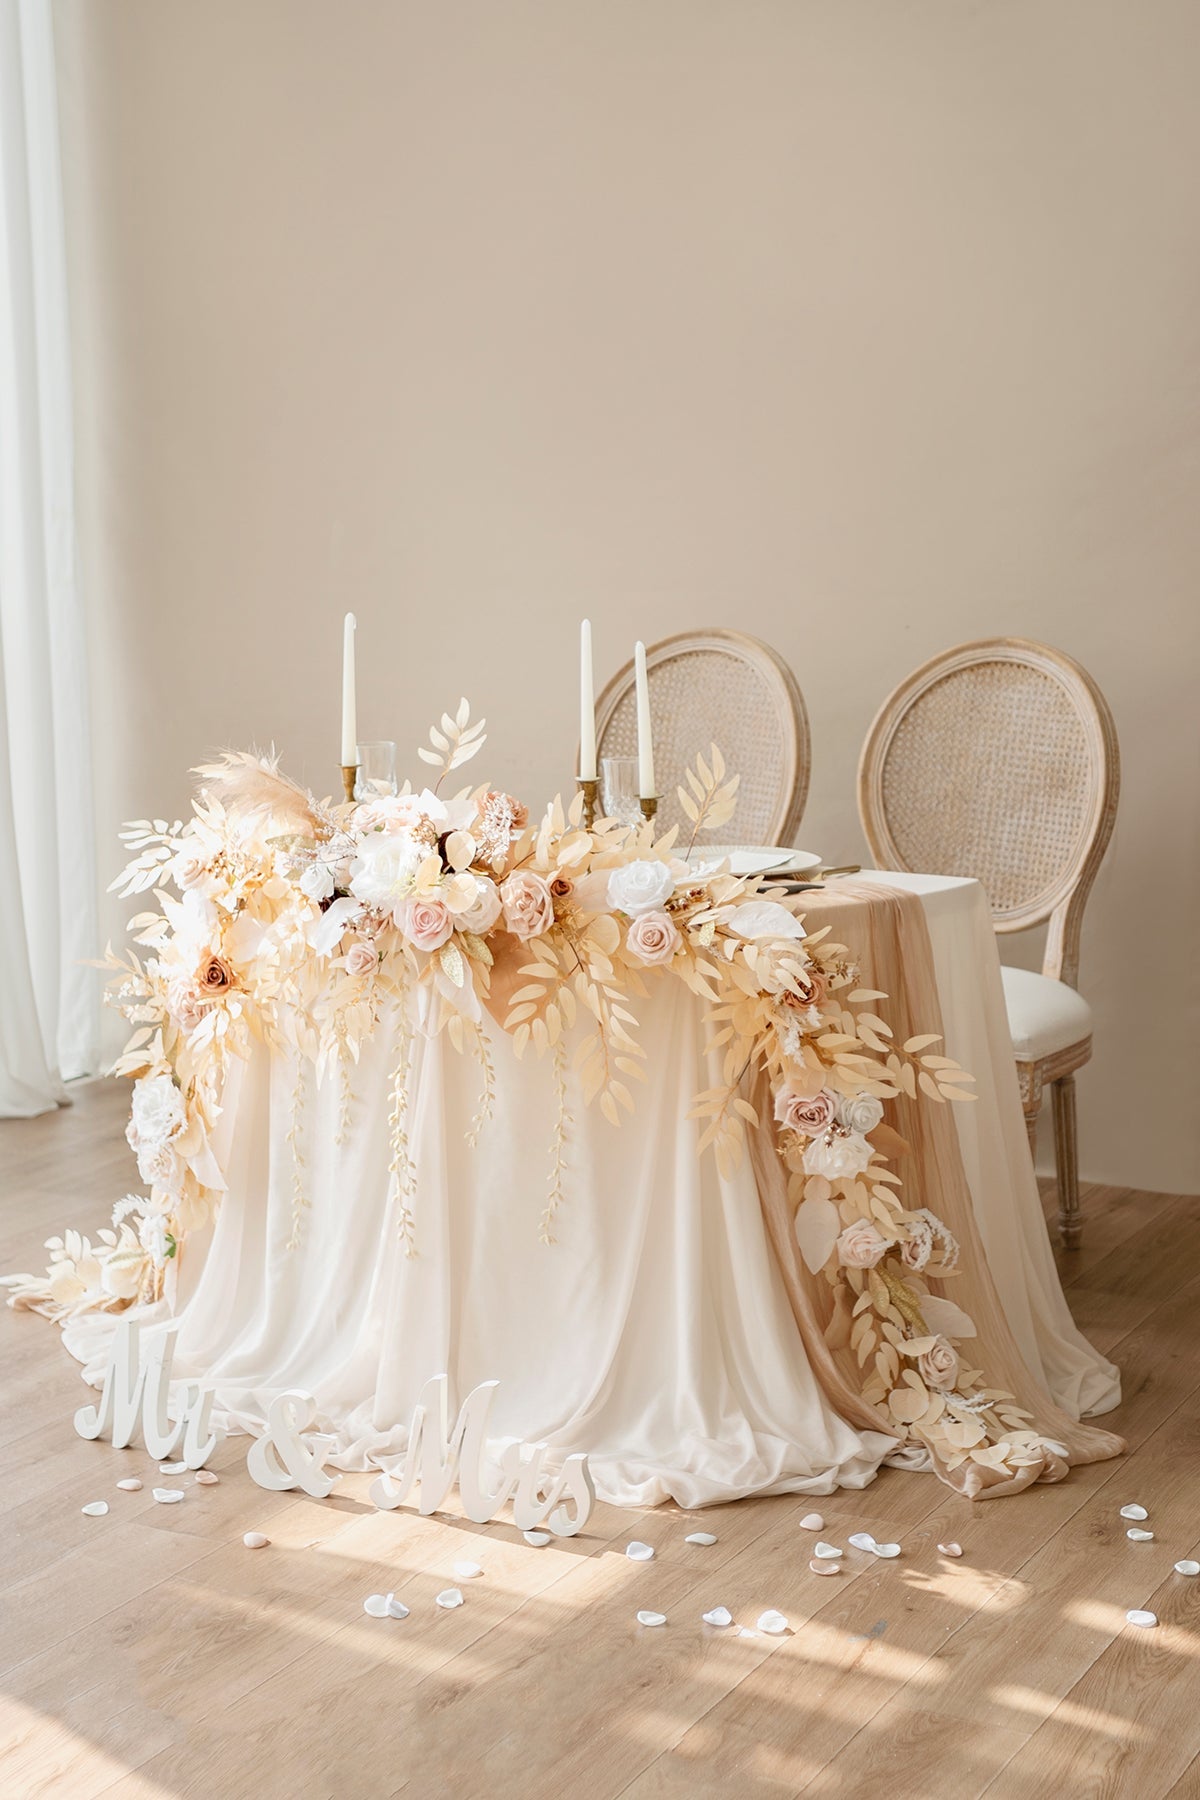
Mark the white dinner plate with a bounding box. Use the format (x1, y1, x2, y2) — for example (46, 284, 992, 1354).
(686, 845, 822, 878)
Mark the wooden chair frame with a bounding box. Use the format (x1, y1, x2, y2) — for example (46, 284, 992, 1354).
(592, 629, 811, 846)
(857, 637, 1120, 1248)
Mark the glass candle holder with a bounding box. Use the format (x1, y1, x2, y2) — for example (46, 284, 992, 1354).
(600, 756, 642, 827)
(354, 740, 398, 799)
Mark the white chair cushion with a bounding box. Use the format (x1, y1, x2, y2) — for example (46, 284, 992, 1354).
(1001, 965, 1092, 1062)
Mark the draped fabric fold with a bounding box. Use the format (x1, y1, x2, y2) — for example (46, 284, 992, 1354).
(751, 878, 1123, 1498)
(53, 874, 1123, 1508)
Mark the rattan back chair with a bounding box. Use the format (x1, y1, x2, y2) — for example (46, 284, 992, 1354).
(594, 630, 810, 845)
(857, 637, 1119, 1248)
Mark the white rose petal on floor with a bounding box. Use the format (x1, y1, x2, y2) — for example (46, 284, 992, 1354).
(387, 1596, 410, 1619)
(756, 1610, 789, 1635)
(115, 1478, 142, 1491)
(636, 1611, 667, 1627)
(799, 1513, 824, 1531)
(453, 1561, 483, 1579)
(848, 1533, 877, 1552)
(685, 1533, 717, 1546)
(242, 1532, 269, 1548)
(811, 1560, 840, 1576)
(158, 1461, 188, 1474)
(938, 1543, 964, 1557)
(436, 1588, 464, 1609)
(362, 1594, 390, 1618)
(1120, 1504, 1149, 1521)
(872, 1543, 902, 1559)
(80, 1501, 108, 1516)
(1127, 1528, 1154, 1542)
(702, 1607, 733, 1627)
(813, 1541, 842, 1559)
(1175, 1561, 1199, 1576)
(626, 1541, 655, 1561)
(194, 1470, 219, 1485)
(1126, 1610, 1157, 1628)
(523, 1531, 550, 1547)
(152, 1488, 184, 1504)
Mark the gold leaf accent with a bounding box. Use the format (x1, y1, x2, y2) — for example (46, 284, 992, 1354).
(880, 1265, 927, 1332)
(439, 943, 465, 988)
(460, 931, 494, 967)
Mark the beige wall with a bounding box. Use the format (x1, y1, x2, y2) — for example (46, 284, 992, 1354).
(52, 0, 1200, 1190)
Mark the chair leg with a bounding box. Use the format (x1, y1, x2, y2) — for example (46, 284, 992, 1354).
(1023, 1101, 1039, 1166)
(1051, 1074, 1082, 1251)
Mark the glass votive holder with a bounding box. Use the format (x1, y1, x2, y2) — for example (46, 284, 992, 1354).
(355, 740, 398, 799)
(600, 756, 642, 827)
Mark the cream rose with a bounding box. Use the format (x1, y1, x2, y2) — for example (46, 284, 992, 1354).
(625, 908, 681, 967)
(606, 859, 675, 918)
(171, 850, 210, 891)
(455, 877, 503, 935)
(128, 1074, 187, 1150)
(835, 1219, 891, 1269)
(344, 939, 379, 977)
(396, 894, 454, 952)
(500, 870, 554, 940)
(803, 1130, 874, 1181)
(838, 1092, 884, 1136)
(918, 1336, 960, 1391)
(135, 1139, 183, 1193)
(774, 1086, 838, 1136)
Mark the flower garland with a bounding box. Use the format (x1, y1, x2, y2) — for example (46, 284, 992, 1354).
(3, 706, 1060, 1485)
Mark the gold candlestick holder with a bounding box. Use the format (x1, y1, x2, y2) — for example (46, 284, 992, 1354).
(341, 764, 359, 804)
(577, 775, 599, 830)
(639, 794, 659, 824)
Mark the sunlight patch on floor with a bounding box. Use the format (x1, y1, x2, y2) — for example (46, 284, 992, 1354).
(991, 1683, 1145, 1739)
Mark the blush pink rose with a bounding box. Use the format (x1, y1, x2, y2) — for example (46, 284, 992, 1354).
(835, 1219, 890, 1269)
(625, 908, 681, 966)
(774, 1086, 838, 1136)
(397, 894, 454, 952)
(344, 939, 379, 977)
(500, 870, 554, 940)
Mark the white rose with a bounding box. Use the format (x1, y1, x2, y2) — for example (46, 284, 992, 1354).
(348, 835, 423, 913)
(838, 1092, 884, 1136)
(128, 1074, 187, 1151)
(606, 859, 676, 918)
(802, 1130, 874, 1181)
(455, 876, 503, 935)
(299, 860, 336, 902)
(138, 1212, 174, 1269)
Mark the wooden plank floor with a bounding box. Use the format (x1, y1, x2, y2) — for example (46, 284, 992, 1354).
(2, 1080, 1198, 1800)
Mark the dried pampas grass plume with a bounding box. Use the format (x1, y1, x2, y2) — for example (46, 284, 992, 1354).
(193, 749, 327, 836)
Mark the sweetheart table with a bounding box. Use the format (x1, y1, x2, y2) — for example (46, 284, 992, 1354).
(8, 741, 1124, 1509)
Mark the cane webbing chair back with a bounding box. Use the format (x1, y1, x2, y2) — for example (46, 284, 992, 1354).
(594, 630, 810, 846)
(857, 637, 1119, 985)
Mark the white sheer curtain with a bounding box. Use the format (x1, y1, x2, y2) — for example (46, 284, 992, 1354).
(0, 0, 97, 1113)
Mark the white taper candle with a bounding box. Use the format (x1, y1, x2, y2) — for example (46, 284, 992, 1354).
(579, 619, 596, 780)
(341, 612, 357, 766)
(634, 640, 654, 798)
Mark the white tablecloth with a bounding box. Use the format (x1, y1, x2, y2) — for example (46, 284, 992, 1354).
(63, 870, 1119, 1506)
